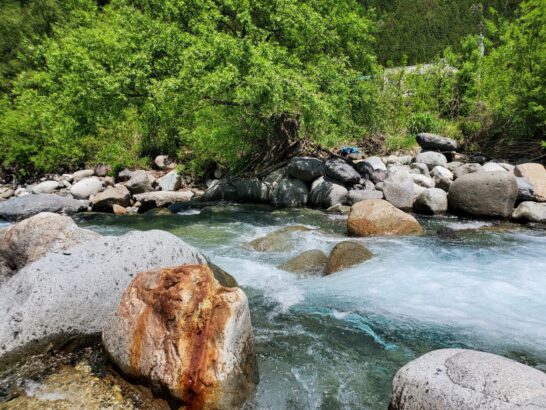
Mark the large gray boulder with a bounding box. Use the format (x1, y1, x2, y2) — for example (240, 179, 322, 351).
(271, 178, 309, 208)
(70, 176, 103, 200)
(482, 162, 507, 172)
(416, 133, 458, 152)
(448, 171, 518, 218)
(0, 194, 88, 221)
(233, 178, 270, 203)
(31, 181, 59, 195)
(286, 157, 325, 182)
(516, 177, 535, 202)
(390, 349, 546, 410)
(383, 171, 414, 210)
(512, 201, 546, 223)
(414, 151, 448, 170)
(158, 170, 181, 191)
(202, 179, 238, 201)
(325, 160, 360, 186)
(0, 230, 207, 358)
(263, 167, 287, 190)
(309, 177, 348, 208)
(125, 170, 155, 194)
(90, 185, 131, 212)
(453, 163, 482, 179)
(414, 188, 448, 215)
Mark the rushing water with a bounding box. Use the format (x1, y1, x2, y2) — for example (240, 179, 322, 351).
(69, 205, 546, 409)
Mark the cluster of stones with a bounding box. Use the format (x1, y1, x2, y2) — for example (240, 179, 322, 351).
(0, 212, 258, 408)
(203, 132, 546, 223)
(0, 156, 202, 220)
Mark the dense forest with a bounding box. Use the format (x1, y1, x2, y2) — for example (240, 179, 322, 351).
(0, 0, 544, 179)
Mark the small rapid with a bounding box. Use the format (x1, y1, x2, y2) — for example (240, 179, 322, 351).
(72, 206, 546, 409)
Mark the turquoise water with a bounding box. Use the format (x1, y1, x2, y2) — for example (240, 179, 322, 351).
(75, 206, 546, 409)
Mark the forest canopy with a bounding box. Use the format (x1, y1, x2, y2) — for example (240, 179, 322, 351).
(0, 0, 544, 179)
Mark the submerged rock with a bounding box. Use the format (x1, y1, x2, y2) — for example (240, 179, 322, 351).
(512, 201, 546, 223)
(389, 349, 546, 410)
(278, 249, 329, 274)
(103, 265, 258, 408)
(324, 241, 373, 275)
(347, 199, 422, 237)
(448, 171, 518, 218)
(0, 230, 207, 359)
(0, 194, 88, 221)
(247, 225, 311, 252)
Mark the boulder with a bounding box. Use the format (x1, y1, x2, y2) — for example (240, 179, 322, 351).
(31, 180, 59, 194)
(90, 185, 131, 212)
(0, 213, 99, 281)
(347, 189, 383, 205)
(453, 163, 482, 179)
(326, 204, 351, 214)
(309, 177, 348, 208)
(514, 163, 546, 202)
(278, 249, 329, 274)
(134, 191, 194, 212)
(154, 154, 174, 170)
(286, 157, 325, 182)
(411, 174, 435, 188)
(248, 226, 311, 252)
(512, 201, 546, 223)
(386, 155, 413, 166)
(263, 167, 287, 190)
(448, 171, 518, 218)
(409, 163, 429, 176)
(383, 171, 414, 210)
(363, 156, 387, 172)
(389, 349, 546, 410)
(14, 187, 29, 197)
(348, 199, 422, 236)
(430, 166, 453, 191)
(0, 230, 208, 358)
(482, 162, 507, 172)
(113, 204, 128, 215)
(102, 265, 258, 408)
(414, 151, 448, 170)
(416, 133, 458, 152)
(271, 178, 309, 208)
(414, 188, 448, 215)
(325, 160, 361, 186)
(117, 168, 133, 181)
(233, 178, 270, 203)
(94, 163, 112, 177)
(516, 177, 535, 202)
(72, 169, 94, 182)
(70, 176, 103, 200)
(202, 179, 238, 202)
(125, 170, 155, 194)
(0, 187, 14, 200)
(446, 161, 463, 172)
(0, 194, 88, 221)
(323, 241, 373, 275)
(158, 170, 181, 191)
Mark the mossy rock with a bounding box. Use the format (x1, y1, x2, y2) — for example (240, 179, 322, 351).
(278, 249, 328, 275)
(324, 241, 373, 275)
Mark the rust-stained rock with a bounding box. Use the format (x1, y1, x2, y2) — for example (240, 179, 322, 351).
(102, 264, 258, 409)
(347, 199, 423, 237)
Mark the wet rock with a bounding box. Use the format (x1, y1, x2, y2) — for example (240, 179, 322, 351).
(416, 133, 458, 152)
(0, 230, 208, 358)
(90, 185, 131, 212)
(325, 160, 360, 186)
(348, 199, 422, 237)
(158, 171, 181, 191)
(514, 163, 546, 202)
(125, 170, 155, 194)
(516, 177, 535, 202)
(414, 188, 448, 215)
(247, 226, 311, 252)
(414, 151, 448, 170)
(72, 169, 94, 182)
(271, 179, 309, 208)
(94, 163, 112, 177)
(0, 194, 88, 221)
(286, 157, 325, 182)
(278, 249, 329, 274)
(209, 263, 238, 288)
(233, 178, 270, 203)
(324, 241, 373, 275)
(31, 181, 59, 195)
(448, 171, 518, 218)
(347, 189, 383, 205)
(383, 171, 414, 210)
(70, 177, 103, 200)
(482, 162, 507, 172)
(512, 201, 546, 223)
(309, 177, 348, 208)
(202, 179, 238, 201)
(134, 191, 194, 212)
(103, 265, 258, 408)
(453, 163, 482, 179)
(389, 349, 546, 410)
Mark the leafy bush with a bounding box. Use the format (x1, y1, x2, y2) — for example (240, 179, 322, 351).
(407, 112, 442, 137)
